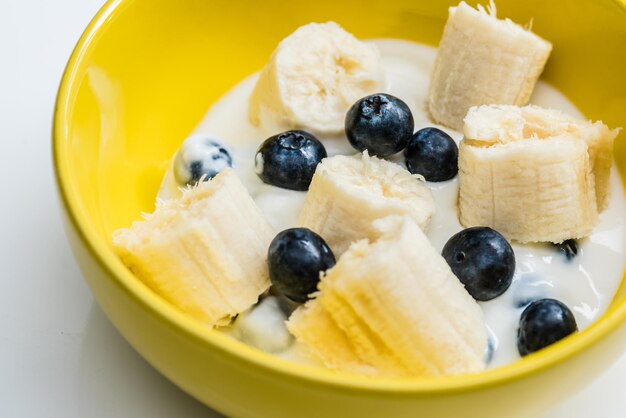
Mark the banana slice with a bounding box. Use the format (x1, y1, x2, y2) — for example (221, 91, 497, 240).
(459, 104, 619, 243)
(113, 168, 274, 326)
(248, 22, 384, 135)
(297, 152, 435, 256)
(287, 216, 487, 377)
(428, 1, 552, 130)
(287, 300, 378, 376)
(463, 104, 620, 210)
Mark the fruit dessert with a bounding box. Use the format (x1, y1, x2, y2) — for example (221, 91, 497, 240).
(113, 2, 625, 377)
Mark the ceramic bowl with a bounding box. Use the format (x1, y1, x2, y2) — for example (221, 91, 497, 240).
(53, 0, 626, 416)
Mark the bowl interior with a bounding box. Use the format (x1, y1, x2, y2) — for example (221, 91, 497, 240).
(55, 0, 626, 388)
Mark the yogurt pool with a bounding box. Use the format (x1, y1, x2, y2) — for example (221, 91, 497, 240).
(158, 39, 626, 369)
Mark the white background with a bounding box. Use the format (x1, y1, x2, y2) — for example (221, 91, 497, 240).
(1, 1, 625, 416)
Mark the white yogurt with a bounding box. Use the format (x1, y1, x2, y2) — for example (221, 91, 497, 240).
(229, 296, 294, 354)
(160, 40, 626, 369)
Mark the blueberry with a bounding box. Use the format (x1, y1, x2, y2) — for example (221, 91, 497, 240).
(404, 127, 458, 181)
(442, 227, 515, 301)
(517, 298, 578, 356)
(345, 93, 414, 157)
(173, 135, 233, 186)
(267, 228, 336, 303)
(554, 239, 579, 261)
(255, 130, 327, 191)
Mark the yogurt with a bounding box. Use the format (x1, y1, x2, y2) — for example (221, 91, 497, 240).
(159, 39, 626, 369)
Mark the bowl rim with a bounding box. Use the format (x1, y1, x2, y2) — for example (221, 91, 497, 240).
(53, 0, 626, 395)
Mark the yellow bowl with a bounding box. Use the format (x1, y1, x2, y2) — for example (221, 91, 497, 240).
(54, 0, 626, 416)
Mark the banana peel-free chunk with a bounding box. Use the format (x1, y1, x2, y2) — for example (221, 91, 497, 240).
(428, 1, 552, 130)
(113, 168, 274, 326)
(459, 104, 620, 243)
(287, 216, 487, 378)
(297, 152, 435, 256)
(248, 21, 384, 135)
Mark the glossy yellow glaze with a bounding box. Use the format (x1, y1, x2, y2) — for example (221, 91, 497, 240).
(53, 0, 626, 416)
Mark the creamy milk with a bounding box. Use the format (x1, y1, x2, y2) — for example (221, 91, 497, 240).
(159, 40, 626, 370)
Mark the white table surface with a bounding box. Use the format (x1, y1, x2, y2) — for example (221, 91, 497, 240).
(1, 1, 625, 416)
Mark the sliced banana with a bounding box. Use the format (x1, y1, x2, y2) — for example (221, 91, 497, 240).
(113, 168, 274, 326)
(428, 1, 552, 130)
(287, 216, 487, 377)
(287, 300, 378, 376)
(297, 152, 435, 256)
(248, 22, 384, 135)
(464, 104, 620, 210)
(459, 104, 619, 243)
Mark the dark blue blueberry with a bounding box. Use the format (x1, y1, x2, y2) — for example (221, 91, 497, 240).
(553, 239, 579, 261)
(173, 135, 233, 186)
(404, 127, 458, 181)
(345, 93, 414, 157)
(442, 227, 515, 301)
(267, 228, 336, 303)
(255, 130, 326, 191)
(517, 298, 578, 356)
